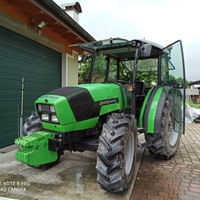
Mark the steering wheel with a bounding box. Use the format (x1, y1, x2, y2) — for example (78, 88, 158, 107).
(115, 80, 129, 84)
(161, 81, 172, 88)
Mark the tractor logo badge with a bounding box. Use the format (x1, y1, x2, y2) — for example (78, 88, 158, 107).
(99, 98, 118, 106)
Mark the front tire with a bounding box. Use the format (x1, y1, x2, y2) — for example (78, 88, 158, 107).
(147, 99, 181, 159)
(96, 114, 137, 193)
(23, 111, 43, 136)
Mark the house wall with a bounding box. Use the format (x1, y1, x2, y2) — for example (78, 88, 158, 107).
(61, 51, 78, 87)
(190, 84, 200, 89)
(194, 96, 200, 104)
(68, 52, 78, 86)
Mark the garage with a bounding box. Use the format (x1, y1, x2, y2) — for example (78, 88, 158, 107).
(0, 0, 95, 148)
(0, 25, 61, 148)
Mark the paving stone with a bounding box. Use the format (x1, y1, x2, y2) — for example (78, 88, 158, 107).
(130, 123, 200, 200)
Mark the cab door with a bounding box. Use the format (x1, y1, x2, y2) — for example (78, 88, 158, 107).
(160, 40, 185, 134)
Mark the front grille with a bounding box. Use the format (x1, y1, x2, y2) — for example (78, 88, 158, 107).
(42, 104, 50, 112)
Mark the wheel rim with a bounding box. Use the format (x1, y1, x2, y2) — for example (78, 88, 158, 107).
(168, 114, 179, 147)
(125, 132, 134, 175)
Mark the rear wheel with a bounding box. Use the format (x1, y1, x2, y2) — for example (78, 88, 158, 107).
(96, 114, 137, 193)
(147, 100, 181, 159)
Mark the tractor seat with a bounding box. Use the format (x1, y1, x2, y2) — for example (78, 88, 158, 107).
(135, 81, 146, 98)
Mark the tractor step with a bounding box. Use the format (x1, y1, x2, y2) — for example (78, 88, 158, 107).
(137, 133, 153, 148)
(137, 127, 144, 133)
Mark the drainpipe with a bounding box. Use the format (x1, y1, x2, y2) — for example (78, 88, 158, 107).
(20, 76, 24, 137)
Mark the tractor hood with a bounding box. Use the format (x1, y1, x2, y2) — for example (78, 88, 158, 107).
(35, 83, 123, 129)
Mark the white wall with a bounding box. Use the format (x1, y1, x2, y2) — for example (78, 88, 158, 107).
(62, 50, 78, 87)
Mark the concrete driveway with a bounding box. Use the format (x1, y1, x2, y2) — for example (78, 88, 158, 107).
(0, 144, 143, 200)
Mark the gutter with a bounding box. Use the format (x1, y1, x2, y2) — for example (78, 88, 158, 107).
(30, 0, 96, 43)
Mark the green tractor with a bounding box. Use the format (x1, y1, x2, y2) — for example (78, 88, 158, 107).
(15, 38, 185, 193)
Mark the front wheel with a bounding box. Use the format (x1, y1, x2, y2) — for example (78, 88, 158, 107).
(147, 99, 181, 159)
(96, 114, 137, 193)
(23, 111, 43, 136)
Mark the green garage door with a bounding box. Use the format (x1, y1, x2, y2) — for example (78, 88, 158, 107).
(0, 26, 61, 148)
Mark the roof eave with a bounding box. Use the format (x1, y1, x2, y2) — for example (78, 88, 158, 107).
(30, 0, 96, 43)
(188, 80, 200, 85)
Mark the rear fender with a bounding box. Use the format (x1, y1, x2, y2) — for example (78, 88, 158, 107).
(139, 86, 167, 134)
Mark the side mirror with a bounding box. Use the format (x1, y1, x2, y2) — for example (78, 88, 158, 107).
(81, 52, 88, 62)
(141, 44, 152, 57)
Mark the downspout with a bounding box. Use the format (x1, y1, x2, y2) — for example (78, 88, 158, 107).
(20, 76, 24, 137)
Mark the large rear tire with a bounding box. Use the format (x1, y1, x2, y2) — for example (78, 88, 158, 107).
(147, 100, 181, 159)
(96, 114, 137, 193)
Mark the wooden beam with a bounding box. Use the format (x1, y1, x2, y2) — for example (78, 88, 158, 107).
(8, 0, 42, 14)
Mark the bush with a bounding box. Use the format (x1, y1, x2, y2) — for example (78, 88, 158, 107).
(186, 99, 200, 109)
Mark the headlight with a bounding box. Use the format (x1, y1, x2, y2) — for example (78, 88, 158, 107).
(50, 105, 55, 113)
(38, 104, 42, 111)
(41, 114, 49, 121)
(52, 115, 59, 123)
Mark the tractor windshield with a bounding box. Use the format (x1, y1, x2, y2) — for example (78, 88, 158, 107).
(77, 38, 161, 85)
(91, 57, 159, 87)
(122, 59, 158, 72)
(91, 55, 108, 83)
(137, 59, 158, 72)
(92, 56, 119, 83)
(80, 55, 159, 86)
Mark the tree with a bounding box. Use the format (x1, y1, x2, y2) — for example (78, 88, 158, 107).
(78, 55, 108, 83)
(169, 76, 191, 88)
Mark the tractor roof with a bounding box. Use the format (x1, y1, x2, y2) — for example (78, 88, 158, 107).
(69, 38, 164, 59)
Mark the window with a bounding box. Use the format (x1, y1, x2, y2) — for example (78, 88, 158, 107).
(108, 58, 118, 81)
(92, 56, 107, 83)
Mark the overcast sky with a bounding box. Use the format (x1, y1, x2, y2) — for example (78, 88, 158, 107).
(54, 0, 200, 82)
